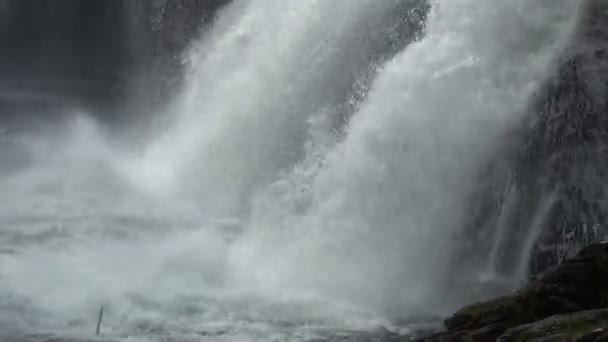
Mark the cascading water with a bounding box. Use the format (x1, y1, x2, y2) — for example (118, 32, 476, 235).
(0, 0, 582, 341)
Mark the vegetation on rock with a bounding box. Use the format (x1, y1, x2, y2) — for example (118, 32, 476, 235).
(420, 243, 608, 341)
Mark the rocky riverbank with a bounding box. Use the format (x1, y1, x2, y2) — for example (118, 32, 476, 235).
(419, 242, 608, 341)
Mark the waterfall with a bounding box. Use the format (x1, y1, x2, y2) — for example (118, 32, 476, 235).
(130, 0, 580, 313)
(132, 0, 427, 211)
(0, 0, 584, 340)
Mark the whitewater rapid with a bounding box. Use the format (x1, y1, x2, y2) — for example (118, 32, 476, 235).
(0, 0, 581, 341)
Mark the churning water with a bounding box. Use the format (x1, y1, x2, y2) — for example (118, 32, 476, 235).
(0, 0, 581, 341)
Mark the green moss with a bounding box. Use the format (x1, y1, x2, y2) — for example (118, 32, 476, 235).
(447, 295, 519, 328)
(447, 289, 549, 331)
(507, 311, 608, 342)
(601, 290, 608, 307)
(456, 296, 515, 316)
(564, 320, 607, 336)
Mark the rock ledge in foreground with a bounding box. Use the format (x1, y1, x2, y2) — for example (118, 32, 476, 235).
(420, 242, 608, 341)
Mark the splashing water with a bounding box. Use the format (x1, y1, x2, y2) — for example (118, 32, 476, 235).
(0, 0, 581, 341)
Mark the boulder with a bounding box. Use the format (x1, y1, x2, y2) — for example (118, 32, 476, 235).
(420, 243, 608, 341)
(498, 309, 608, 342)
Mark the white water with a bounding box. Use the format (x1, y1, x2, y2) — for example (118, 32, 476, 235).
(0, 0, 581, 341)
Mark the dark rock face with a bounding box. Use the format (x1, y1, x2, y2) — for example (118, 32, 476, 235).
(420, 243, 608, 342)
(0, 0, 229, 121)
(0, 1, 130, 82)
(125, 0, 230, 108)
(458, 0, 608, 282)
(519, 0, 608, 275)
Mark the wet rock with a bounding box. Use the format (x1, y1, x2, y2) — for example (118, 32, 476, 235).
(518, 0, 608, 276)
(498, 309, 608, 342)
(417, 323, 510, 342)
(579, 329, 608, 342)
(420, 243, 608, 342)
(458, 0, 608, 281)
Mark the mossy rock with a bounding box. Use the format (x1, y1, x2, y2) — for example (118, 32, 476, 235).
(421, 243, 608, 342)
(445, 244, 608, 331)
(498, 309, 608, 341)
(444, 280, 597, 332)
(444, 294, 532, 331)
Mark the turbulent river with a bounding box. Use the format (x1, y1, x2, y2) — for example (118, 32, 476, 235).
(0, 0, 582, 341)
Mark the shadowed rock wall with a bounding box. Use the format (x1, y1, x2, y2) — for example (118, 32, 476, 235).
(458, 0, 608, 282)
(0, 0, 229, 122)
